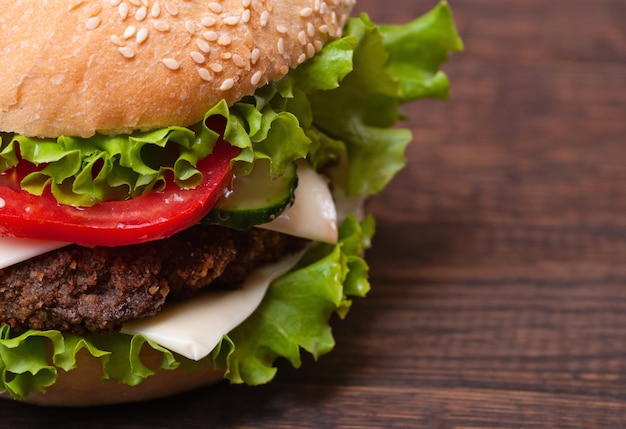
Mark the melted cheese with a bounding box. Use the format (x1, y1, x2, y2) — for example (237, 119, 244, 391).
(0, 237, 68, 269)
(121, 249, 304, 360)
(259, 163, 338, 243)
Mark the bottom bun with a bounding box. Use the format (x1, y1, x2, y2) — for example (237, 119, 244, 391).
(3, 347, 225, 407)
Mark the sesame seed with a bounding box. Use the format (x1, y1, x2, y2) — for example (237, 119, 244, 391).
(153, 20, 170, 31)
(251, 48, 260, 64)
(203, 31, 218, 41)
(208, 2, 223, 13)
(314, 39, 323, 51)
(306, 43, 315, 58)
(260, 11, 269, 27)
(164, 1, 178, 16)
(185, 20, 195, 34)
(220, 78, 234, 91)
(241, 9, 251, 23)
(300, 7, 313, 17)
(340, 13, 348, 27)
(136, 27, 149, 43)
(196, 39, 211, 53)
(135, 6, 147, 21)
(318, 24, 329, 34)
(110, 34, 124, 46)
(220, 52, 232, 60)
(118, 46, 135, 58)
(276, 25, 288, 34)
(217, 34, 232, 46)
(0, 198, 5, 209)
(314, 0, 320, 11)
(190, 51, 205, 63)
(151, 2, 161, 18)
(85, 16, 101, 30)
(209, 63, 223, 72)
(201, 17, 217, 27)
(162, 58, 180, 70)
(128, 0, 140, 6)
(223, 16, 240, 26)
(251, 70, 263, 86)
(297, 53, 307, 64)
(198, 68, 212, 81)
(123, 25, 136, 39)
(119, 2, 129, 19)
(110, 0, 122, 6)
(242, 0, 251, 7)
(297, 31, 307, 45)
(277, 38, 285, 55)
(307, 22, 315, 37)
(232, 54, 247, 67)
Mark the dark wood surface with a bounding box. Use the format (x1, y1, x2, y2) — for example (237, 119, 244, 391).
(3, 0, 626, 427)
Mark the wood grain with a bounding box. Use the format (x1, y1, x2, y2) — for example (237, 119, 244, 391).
(2, 0, 626, 427)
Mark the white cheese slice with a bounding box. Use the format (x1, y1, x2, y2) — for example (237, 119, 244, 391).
(0, 237, 68, 269)
(121, 249, 304, 360)
(259, 163, 338, 244)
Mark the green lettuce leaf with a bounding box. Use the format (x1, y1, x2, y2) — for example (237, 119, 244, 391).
(380, 0, 464, 102)
(210, 215, 373, 384)
(0, 128, 214, 207)
(0, 99, 312, 207)
(305, 4, 463, 196)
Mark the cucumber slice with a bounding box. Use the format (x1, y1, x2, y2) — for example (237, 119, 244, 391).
(203, 160, 298, 230)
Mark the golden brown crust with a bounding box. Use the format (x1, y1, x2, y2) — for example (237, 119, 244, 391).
(5, 347, 225, 407)
(0, 0, 355, 138)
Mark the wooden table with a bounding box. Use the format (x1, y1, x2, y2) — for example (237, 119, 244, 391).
(3, 0, 626, 427)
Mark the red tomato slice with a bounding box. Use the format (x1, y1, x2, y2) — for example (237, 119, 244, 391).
(0, 138, 238, 247)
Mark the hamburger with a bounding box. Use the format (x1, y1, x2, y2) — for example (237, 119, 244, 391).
(0, 0, 462, 406)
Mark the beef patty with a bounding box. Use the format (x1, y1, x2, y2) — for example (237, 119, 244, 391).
(0, 225, 307, 334)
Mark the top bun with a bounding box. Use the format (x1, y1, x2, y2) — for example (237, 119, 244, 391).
(0, 0, 355, 138)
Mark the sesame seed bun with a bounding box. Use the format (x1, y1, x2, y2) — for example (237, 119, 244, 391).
(0, 0, 354, 138)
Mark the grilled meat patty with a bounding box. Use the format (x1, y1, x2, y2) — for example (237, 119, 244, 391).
(0, 225, 307, 335)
